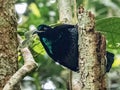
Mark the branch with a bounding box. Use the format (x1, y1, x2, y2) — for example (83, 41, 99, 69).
(58, 0, 73, 24)
(3, 35, 38, 90)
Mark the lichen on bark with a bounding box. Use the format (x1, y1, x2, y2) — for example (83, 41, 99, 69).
(0, 0, 19, 89)
(76, 6, 106, 90)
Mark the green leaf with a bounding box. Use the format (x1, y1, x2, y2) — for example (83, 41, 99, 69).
(33, 42, 46, 55)
(95, 17, 120, 49)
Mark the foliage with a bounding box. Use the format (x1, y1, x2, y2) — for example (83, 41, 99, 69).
(16, 0, 120, 89)
(96, 17, 120, 50)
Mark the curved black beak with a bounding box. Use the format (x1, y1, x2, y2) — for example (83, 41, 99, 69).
(33, 30, 45, 34)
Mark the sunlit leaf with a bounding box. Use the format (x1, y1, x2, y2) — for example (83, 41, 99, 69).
(112, 59, 120, 67)
(33, 43, 46, 55)
(18, 52, 22, 61)
(95, 17, 120, 49)
(29, 3, 41, 17)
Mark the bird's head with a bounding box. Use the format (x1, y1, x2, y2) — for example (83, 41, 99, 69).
(33, 24, 52, 35)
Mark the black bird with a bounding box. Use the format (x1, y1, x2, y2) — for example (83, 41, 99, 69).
(34, 24, 78, 71)
(34, 24, 114, 72)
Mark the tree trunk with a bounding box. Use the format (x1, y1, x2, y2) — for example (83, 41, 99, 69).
(0, 0, 19, 90)
(72, 7, 107, 90)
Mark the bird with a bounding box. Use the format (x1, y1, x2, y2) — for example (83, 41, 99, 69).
(34, 24, 78, 71)
(34, 24, 114, 72)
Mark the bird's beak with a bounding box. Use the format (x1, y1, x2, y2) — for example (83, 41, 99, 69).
(33, 30, 45, 34)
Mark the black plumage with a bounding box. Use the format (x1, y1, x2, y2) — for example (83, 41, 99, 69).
(106, 51, 114, 72)
(35, 24, 78, 71)
(34, 24, 114, 72)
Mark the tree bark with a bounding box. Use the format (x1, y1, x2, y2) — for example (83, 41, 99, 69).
(71, 6, 107, 90)
(0, 0, 19, 90)
(57, 0, 73, 24)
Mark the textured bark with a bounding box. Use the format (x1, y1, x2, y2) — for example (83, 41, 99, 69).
(3, 35, 38, 90)
(0, 0, 19, 90)
(71, 7, 107, 90)
(57, 0, 73, 24)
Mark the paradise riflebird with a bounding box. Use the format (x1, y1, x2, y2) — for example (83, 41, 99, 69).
(34, 24, 114, 72)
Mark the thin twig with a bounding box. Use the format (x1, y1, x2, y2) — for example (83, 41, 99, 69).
(73, 0, 78, 24)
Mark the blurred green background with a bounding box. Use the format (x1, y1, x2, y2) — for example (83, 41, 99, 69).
(16, 0, 120, 90)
